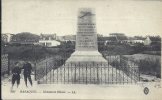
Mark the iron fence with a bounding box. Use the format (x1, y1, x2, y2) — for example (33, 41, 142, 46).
(35, 54, 70, 81)
(1, 54, 10, 76)
(120, 57, 140, 82)
(35, 55, 140, 84)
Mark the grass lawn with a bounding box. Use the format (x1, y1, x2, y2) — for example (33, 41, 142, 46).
(123, 53, 161, 79)
(123, 54, 161, 61)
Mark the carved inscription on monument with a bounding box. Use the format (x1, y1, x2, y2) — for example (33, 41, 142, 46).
(76, 8, 98, 51)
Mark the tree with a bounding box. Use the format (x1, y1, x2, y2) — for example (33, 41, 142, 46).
(11, 32, 39, 42)
(1, 40, 6, 53)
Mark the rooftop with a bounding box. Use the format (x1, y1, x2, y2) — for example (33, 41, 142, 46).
(116, 35, 128, 40)
(98, 37, 117, 42)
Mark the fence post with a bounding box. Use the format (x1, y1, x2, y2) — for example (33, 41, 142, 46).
(119, 54, 121, 84)
(86, 64, 87, 85)
(138, 60, 141, 82)
(8, 54, 10, 75)
(75, 65, 76, 84)
(101, 62, 102, 84)
(34, 60, 37, 81)
(79, 62, 80, 84)
(46, 57, 47, 84)
(97, 64, 99, 84)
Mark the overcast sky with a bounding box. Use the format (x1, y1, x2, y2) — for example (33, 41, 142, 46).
(2, 0, 162, 37)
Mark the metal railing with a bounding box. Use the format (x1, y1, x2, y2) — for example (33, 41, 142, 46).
(1, 54, 10, 76)
(35, 54, 140, 84)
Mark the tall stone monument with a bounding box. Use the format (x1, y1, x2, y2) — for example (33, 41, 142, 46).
(65, 8, 107, 66)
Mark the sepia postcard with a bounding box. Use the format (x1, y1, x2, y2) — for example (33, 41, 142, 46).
(1, 0, 162, 99)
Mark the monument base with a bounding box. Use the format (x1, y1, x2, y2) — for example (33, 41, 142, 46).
(65, 51, 108, 66)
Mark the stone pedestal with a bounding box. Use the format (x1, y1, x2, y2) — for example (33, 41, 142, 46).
(65, 51, 108, 66)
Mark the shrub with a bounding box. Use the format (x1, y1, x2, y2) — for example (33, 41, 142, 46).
(109, 60, 120, 69)
(139, 58, 161, 76)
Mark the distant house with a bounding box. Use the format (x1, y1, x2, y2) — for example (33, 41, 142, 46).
(57, 35, 76, 42)
(144, 36, 161, 45)
(109, 33, 128, 43)
(2, 34, 8, 43)
(129, 36, 146, 44)
(116, 35, 128, 43)
(64, 35, 76, 42)
(2, 33, 14, 43)
(39, 33, 60, 47)
(56, 36, 65, 41)
(98, 37, 118, 45)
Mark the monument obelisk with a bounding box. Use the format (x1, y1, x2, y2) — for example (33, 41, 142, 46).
(65, 8, 107, 66)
